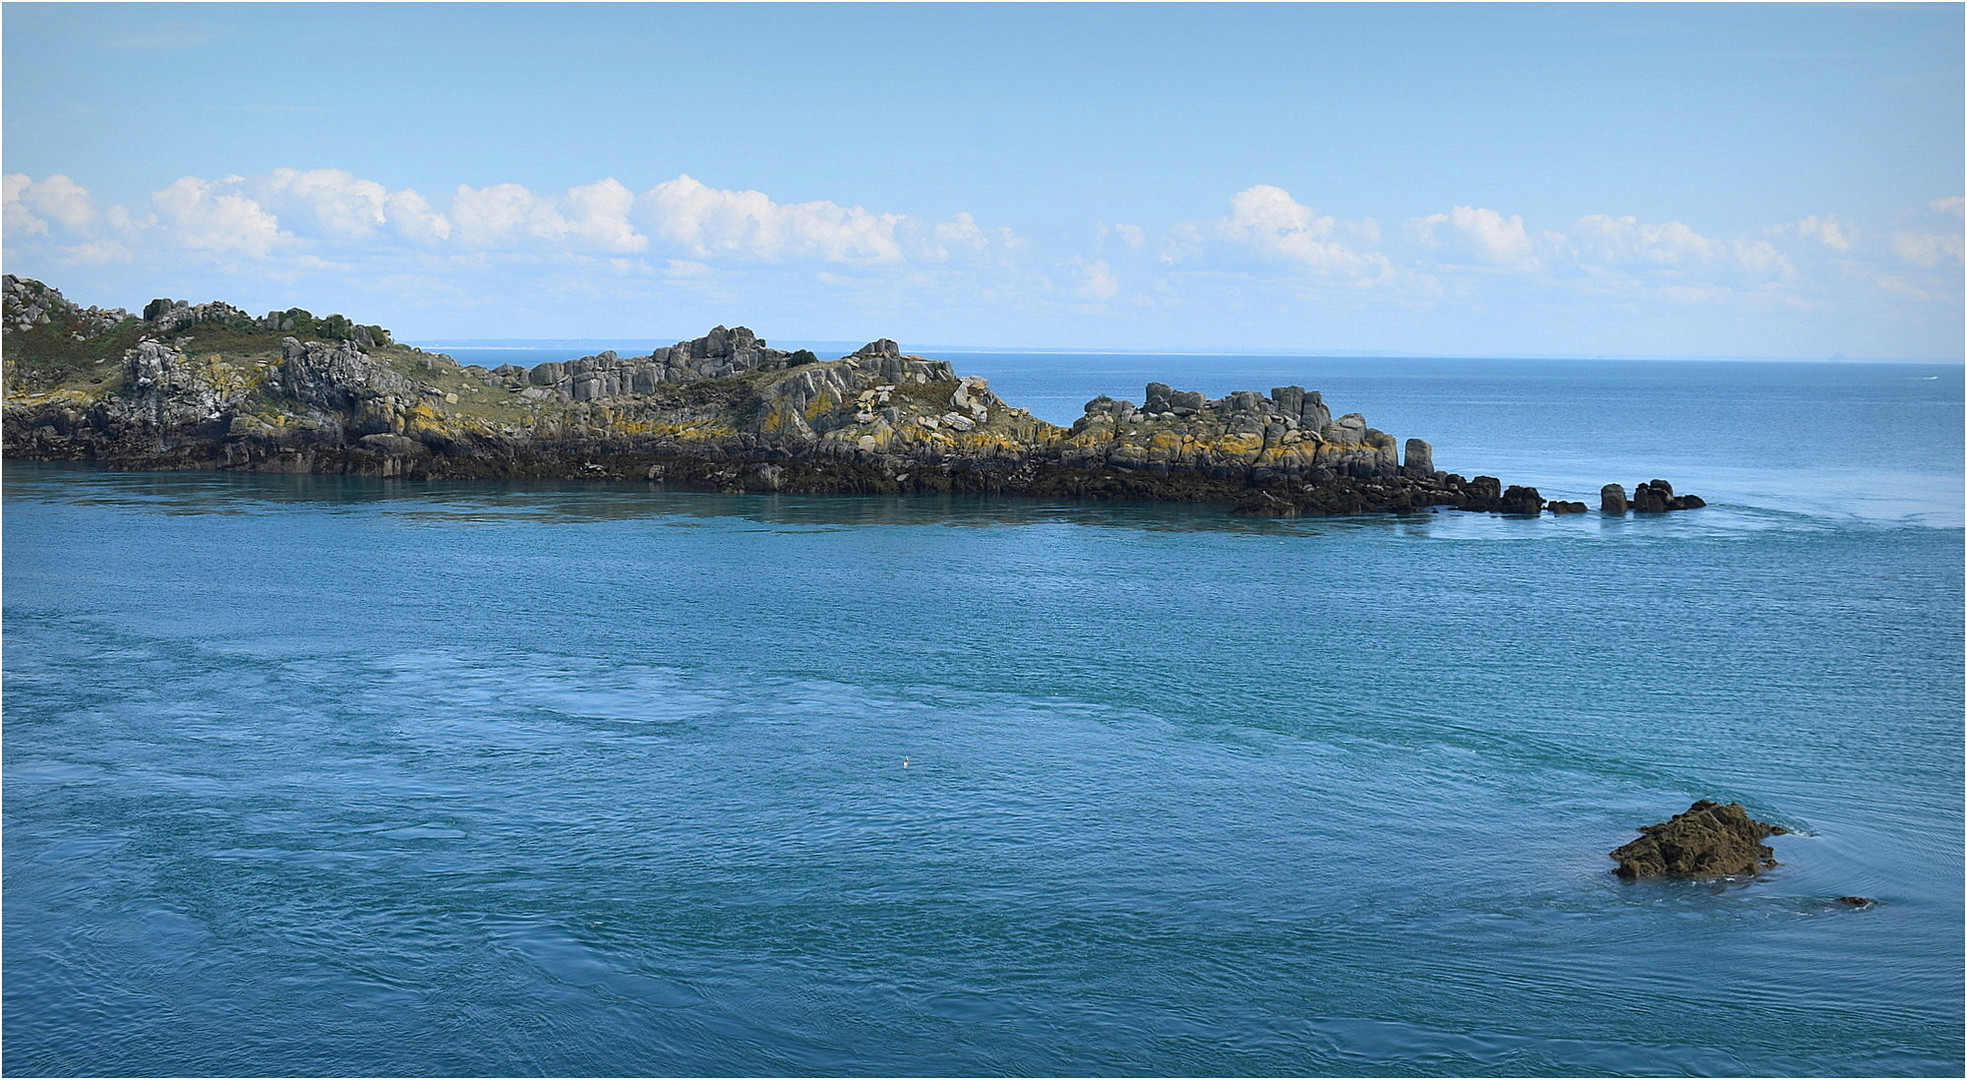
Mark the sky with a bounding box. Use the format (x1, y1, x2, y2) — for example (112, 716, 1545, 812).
(3, 2, 1962, 359)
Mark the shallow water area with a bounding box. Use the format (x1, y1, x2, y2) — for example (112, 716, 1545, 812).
(4, 355, 1962, 1076)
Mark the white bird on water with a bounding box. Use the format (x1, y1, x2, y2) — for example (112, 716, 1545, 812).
(903, 757, 910, 769)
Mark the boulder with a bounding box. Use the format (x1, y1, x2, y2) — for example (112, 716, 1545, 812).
(850, 338, 901, 360)
(1402, 438, 1434, 478)
(1610, 799, 1788, 879)
(1499, 484, 1543, 515)
(1631, 481, 1671, 513)
(1546, 500, 1588, 514)
(1631, 479, 1705, 513)
(1601, 483, 1628, 514)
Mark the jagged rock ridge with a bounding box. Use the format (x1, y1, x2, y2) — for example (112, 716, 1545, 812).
(1, 277, 1699, 515)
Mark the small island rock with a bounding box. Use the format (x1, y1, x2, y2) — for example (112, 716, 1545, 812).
(1610, 799, 1788, 879)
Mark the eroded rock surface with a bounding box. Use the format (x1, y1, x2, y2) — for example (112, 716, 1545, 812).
(3, 276, 1614, 517)
(1610, 799, 1788, 879)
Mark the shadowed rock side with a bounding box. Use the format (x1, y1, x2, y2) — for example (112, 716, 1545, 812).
(2, 277, 1698, 516)
(1610, 800, 1789, 879)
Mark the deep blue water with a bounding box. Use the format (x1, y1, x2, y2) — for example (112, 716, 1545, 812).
(5, 355, 1962, 1076)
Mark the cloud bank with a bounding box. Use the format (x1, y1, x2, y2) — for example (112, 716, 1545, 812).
(3, 171, 1959, 356)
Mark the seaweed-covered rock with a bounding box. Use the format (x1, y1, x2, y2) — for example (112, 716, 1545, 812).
(1610, 799, 1788, 879)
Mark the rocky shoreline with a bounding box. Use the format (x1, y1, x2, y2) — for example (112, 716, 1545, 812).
(2, 276, 1706, 517)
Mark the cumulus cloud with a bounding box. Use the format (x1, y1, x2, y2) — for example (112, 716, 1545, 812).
(5, 169, 1021, 282)
(439, 178, 646, 254)
(150, 176, 285, 258)
(1887, 197, 1964, 269)
(60, 240, 133, 266)
(256, 168, 387, 239)
(1891, 231, 1963, 267)
(4, 173, 100, 238)
(642, 174, 908, 263)
(1730, 238, 1793, 276)
(1795, 214, 1857, 252)
(1410, 205, 1540, 269)
(1205, 185, 1391, 279)
(1073, 258, 1119, 300)
(1567, 215, 1725, 267)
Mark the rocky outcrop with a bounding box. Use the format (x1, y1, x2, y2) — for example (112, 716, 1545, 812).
(8, 277, 1681, 519)
(139, 295, 390, 346)
(1610, 800, 1787, 879)
(1629, 479, 1706, 512)
(1601, 483, 1629, 514)
(1064, 384, 1400, 484)
(6, 275, 131, 336)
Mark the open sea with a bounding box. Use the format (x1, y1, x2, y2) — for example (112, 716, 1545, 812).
(4, 352, 1962, 1077)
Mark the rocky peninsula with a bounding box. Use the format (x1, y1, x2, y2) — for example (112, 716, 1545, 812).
(2, 277, 1703, 517)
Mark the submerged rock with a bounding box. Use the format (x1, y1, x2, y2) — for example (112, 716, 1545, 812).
(1610, 799, 1788, 879)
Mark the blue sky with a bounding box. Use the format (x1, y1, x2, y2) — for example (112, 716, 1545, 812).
(4, 3, 1961, 358)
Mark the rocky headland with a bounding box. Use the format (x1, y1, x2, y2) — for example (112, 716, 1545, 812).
(2, 277, 1706, 517)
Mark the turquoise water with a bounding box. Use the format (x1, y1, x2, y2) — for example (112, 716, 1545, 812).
(5, 357, 1962, 1076)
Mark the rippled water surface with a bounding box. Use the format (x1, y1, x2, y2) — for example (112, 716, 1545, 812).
(5, 357, 1962, 1076)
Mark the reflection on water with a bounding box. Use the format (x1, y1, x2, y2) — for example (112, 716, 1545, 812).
(5, 460, 1935, 546)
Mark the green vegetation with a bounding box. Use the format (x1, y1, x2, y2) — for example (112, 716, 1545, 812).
(786, 349, 820, 366)
(2, 316, 144, 392)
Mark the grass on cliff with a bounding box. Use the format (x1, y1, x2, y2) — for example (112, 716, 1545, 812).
(2, 318, 146, 392)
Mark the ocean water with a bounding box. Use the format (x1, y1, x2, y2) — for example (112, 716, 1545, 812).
(4, 355, 1961, 1077)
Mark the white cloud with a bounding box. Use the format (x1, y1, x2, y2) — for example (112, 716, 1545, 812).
(450, 182, 565, 249)
(382, 188, 451, 244)
(4, 173, 101, 239)
(1410, 205, 1540, 269)
(3, 173, 50, 237)
(1730, 238, 1793, 276)
(257, 168, 387, 239)
(1796, 214, 1857, 252)
(1073, 258, 1119, 300)
(1209, 185, 1391, 279)
(60, 240, 133, 266)
(1568, 214, 1724, 267)
(1891, 231, 1963, 267)
(1111, 223, 1147, 250)
(1872, 273, 1932, 301)
(561, 178, 646, 253)
(438, 178, 646, 254)
(150, 176, 285, 258)
(643, 174, 906, 263)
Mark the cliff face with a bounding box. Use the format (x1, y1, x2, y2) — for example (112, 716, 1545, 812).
(1, 277, 1529, 515)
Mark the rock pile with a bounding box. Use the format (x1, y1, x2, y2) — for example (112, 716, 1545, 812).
(1067, 382, 1411, 481)
(1601, 480, 1705, 514)
(1610, 799, 1787, 879)
(140, 296, 390, 346)
(4, 275, 131, 336)
(496, 330, 958, 405)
